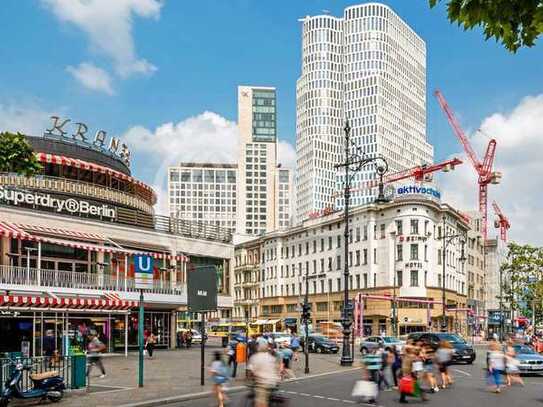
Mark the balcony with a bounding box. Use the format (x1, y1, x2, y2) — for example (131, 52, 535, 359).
(0, 265, 184, 296)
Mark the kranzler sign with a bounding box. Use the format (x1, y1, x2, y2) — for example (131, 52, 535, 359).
(0, 187, 116, 219)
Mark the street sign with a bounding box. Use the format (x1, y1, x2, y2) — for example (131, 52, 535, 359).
(134, 255, 154, 290)
(187, 265, 218, 312)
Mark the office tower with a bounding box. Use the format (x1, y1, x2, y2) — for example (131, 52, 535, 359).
(237, 86, 280, 236)
(168, 163, 237, 232)
(295, 3, 434, 221)
(276, 167, 294, 229)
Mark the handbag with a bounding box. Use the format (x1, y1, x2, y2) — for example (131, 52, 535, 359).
(399, 375, 415, 394)
(352, 380, 378, 400)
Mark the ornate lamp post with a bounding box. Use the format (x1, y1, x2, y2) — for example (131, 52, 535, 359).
(334, 121, 389, 366)
(437, 216, 467, 332)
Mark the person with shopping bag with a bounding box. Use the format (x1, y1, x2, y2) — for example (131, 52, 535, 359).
(398, 345, 428, 403)
(353, 350, 380, 403)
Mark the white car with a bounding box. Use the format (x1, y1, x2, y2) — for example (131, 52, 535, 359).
(268, 332, 291, 346)
(179, 329, 203, 343)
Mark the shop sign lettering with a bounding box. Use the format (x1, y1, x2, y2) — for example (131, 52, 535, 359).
(44, 116, 131, 167)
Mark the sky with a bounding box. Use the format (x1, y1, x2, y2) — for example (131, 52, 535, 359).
(0, 0, 542, 244)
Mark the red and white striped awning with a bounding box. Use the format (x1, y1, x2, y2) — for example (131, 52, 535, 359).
(1, 221, 188, 262)
(0, 221, 34, 239)
(0, 295, 137, 310)
(35, 152, 156, 200)
(14, 223, 106, 241)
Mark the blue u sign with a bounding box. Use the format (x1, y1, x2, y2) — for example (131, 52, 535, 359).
(134, 255, 153, 274)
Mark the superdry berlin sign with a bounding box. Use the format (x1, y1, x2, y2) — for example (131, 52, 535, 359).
(44, 116, 131, 167)
(0, 187, 116, 219)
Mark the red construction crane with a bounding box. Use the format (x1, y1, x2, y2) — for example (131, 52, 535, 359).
(492, 201, 510, 242)
(434, 89, 502, 240)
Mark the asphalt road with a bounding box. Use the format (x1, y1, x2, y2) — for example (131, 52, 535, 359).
(170, 349, 543, 407)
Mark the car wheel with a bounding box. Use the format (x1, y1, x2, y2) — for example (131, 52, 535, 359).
(361, 347, 368, 355)
(316, 347, 322, 353)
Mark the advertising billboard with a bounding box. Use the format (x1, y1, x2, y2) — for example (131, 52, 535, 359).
(187, 265, 218, 312)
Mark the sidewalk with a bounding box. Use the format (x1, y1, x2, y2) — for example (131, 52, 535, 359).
(56, 344, 361, 407)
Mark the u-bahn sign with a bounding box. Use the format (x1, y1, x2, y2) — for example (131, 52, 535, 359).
(187, 265, 218, 312)
(44, 116, 131, 167)
(134, 255, 154, 290)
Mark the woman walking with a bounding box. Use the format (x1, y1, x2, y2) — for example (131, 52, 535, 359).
(487, 341, 506, 393)
(435, 341, 453, 388)
(209, 351, 229, 407)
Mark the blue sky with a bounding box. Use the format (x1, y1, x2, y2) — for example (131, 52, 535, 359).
(1, 0, 542, 243)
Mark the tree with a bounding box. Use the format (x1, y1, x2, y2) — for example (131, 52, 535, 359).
(501, 242, 543, 325)
(429, 0, 543, 52)
(0, 132, 42, 176)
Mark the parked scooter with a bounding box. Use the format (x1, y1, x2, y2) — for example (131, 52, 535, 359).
(0, 359, 66, 406)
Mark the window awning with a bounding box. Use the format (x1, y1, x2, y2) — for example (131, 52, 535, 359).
(1, 221, 188, 262)
(0, 295, 137, 311)
(35, 152, 156, 199)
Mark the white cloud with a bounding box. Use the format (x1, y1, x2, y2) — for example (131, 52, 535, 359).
(43, 0, 161, 78)
(278, 140, 296, 170)
(121, 111, 296, 215)
(0, 104, 54, 136)
(66, 63, 114, 95)
(439, 94, 543, 245)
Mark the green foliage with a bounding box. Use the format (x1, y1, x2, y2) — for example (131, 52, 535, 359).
(429, 0, 543, 52)
(0, 132, 42, 176)
(501, 242, 543, 321)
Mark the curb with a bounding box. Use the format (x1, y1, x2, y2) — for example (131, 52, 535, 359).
(118, 366, 361, 407)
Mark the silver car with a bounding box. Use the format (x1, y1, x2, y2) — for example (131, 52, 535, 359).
(360, 336, 404, 354)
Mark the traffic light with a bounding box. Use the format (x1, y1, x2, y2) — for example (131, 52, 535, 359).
(301, 302, 311, 323)
(344, 300, 354, 321)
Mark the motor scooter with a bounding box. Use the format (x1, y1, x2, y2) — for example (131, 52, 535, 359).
(0, 359, 66, 406)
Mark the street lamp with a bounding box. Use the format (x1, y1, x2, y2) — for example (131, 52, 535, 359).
(437, 216, 467, 332)
(300, 264, 315, 374)
(390, 231, 399, 338)
(334, 120, 389, 366)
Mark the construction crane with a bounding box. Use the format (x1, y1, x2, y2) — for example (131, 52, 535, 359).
(332, 157, 463, 198)
(492, 201, 510, 242)
(434, 89, 502, 240)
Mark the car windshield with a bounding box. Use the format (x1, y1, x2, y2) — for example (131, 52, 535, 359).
(312, 335, 328, 342)
(437, 334, 463, 343)
(383, 337, 399, 343)
(514, 345, 536, 354)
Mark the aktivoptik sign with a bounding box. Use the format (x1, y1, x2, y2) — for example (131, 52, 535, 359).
(395, 185, 441, 201)
(0, 187, 116, 219)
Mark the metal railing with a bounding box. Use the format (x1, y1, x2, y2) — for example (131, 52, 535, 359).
(0, 356, 73, 393)
(0, 265, 185, 295)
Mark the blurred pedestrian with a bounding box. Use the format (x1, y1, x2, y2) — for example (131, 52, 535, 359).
(227, 337, 238, 378)
(209, 351, 228, 407)
(487, 340, 505, 393)
(436, 340, 453, 388)
(248, 341, 280, 407)
(86, 333, 106, 378)
(145, 332, 156, 359)
(505, 340, 523, 386)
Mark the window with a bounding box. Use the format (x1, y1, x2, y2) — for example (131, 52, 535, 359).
(373, 248, 377, 264)
(337, 278, 341, 291)
(313, 240, 317, 253)
(320, 238, 324, 252)
(317, 302, 328, 312)
(363, 225, 368, 240)
(410, 244, 419, 260)
(424, 245, 428, 261)
(320, 258, 324, 272)
(349, 251, 353, 266)
(363, 274, 368, 288)
(410, 219, 419, 235)
(437, 249, 442, 265)
(380, 224, 385, 239)
(356, 274, 360, 289)
(410, 270, 418, 287)
(336, 255, 341, 270)
(395, 220, 403, 235)
(356, 227, 361, 242)
(363, 249, 368, 265)
(328, 236, 332, 250)
(328, 257, 332, 270)
(328, 279, 332, 293)
(397, 270, 403, 287)
(438, 274, 442, 287)
(337, 235, 341, 248)
(396, 244, 403, 261)
(355, 250, 360, 266)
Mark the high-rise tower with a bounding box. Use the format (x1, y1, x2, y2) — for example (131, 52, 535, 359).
(295, 3, 434, 221)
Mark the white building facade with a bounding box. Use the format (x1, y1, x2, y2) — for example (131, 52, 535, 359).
(253, 191, 470, 335)
(295, 3, 434, 222)
(168, 163, 238, 233)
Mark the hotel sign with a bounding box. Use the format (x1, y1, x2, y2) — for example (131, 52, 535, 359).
(0, 187, 116, 219)
(44, 116, 131, 167)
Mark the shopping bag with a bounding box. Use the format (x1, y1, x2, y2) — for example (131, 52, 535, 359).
(352, 380, 378, 400)
(399, 375, 414, 394)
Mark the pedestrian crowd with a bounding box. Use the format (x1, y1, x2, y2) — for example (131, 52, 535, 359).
(209, 332, 302, 407)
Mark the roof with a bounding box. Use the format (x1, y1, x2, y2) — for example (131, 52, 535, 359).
(174, 163, 238, 169)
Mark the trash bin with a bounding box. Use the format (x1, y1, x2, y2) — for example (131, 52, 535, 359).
(71, 354, 87, 389)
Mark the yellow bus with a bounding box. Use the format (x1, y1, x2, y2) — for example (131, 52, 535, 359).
(209, 323, 253, 346)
